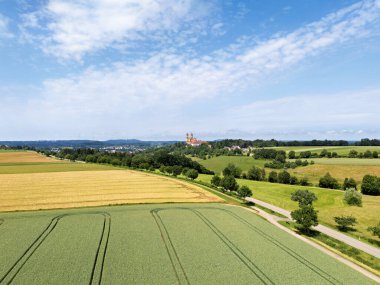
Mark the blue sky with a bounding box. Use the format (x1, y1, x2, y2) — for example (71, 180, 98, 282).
(0, 0, 380, 141)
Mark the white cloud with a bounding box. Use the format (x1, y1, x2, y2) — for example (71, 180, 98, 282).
(37, 0, 380, 105)
(23, 0, 213, 60)
(0, 14, 12, 38)
(224, 88, 380, 132)
(3, 0, 380, 139)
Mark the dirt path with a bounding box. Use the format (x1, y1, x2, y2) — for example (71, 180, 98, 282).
(246, 197, 380, 259)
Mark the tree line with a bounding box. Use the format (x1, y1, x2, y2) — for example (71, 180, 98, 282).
(40, 148, 214, 175)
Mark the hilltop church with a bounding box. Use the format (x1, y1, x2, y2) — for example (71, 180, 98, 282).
(186, 133, 207, 147)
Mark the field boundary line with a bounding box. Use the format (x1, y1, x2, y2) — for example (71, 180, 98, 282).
(151, 209, 190, 285)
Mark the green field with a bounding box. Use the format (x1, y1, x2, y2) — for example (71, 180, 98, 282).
(194, 155, 380, 185)
(193, 156, 268, 174)
(197, 174, 380, 245)
(0, 162, 116, 174)
(0, 203, 375, 284)
(291, 158, 380, 166)
(267, 146, 380, 156)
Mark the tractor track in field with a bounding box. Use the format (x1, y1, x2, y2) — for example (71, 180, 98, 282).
(153, 207, 342, 285)
(0, 212, 111, 285)
(151, 209, 190, 285)
(210, 207, 342, 285)
(152, 207, 274, 285)
(190, 209, 274, 285)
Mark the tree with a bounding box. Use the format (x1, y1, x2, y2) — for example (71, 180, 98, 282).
(344, 188, 362, 206)
(319, 173, 340, 189)
(278, 171, 291, 184)
(159, 165, 166, 173)
(238, 185, 252, 197)
(361, 175, 380, 195)
(247, 166, 265, 181)
(211, 175, 221, 187)
(364, 150, 373, 158)
(291, 205, 318, 233)
(268, 171, 278, 183)
(275, 152, 286, 163)
(164, 166, 173, 175)
(373, 151, 379, 159)
(334, 215, 357, 231)
(221, 175, 239, 191)
(289, 176, 298, 185)
(185, 169, 198, 180)
(343, 178, 357, 190)
(299, 177, 310, 186)
(348, 150, 358, 158)
(368, 223, 380, 239)
(222, 163, 242, 178)
(288, 150, 296, 159)
(172, 165, 183, 177)
(291, 190, 317, 207)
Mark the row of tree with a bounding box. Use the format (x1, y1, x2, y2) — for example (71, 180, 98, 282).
(41, 148, 214, 175)
(290, 188, 380, 243)
(318, 173, 380, 195)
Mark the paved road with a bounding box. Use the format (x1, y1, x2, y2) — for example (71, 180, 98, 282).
(245, 197, 380, 259)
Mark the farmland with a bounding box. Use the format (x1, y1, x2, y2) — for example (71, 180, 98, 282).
(267, 146, 380, 156)
(0, 151, 117, 174)
(0, 170, 221, 212)
(197, 174, 380, 244)
(194, 155, 380, 185)
(192, 155, 268, 174)
(0, 203, 375, 284)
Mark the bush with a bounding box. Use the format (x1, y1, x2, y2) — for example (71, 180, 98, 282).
(368, 223, 380, 239)
(299, 177, 310, 186)
(238, 185, 252, 197)
(278, 170, 291, 184)
(348, 150, 358, 158)
(334, 215, 357, 231)
(343, 178, 357, 190)
(247, 166, 265, 181)
(172, 165, 183, 176)
(211, 175, 221, 187)
(268, 171, 278, 183)
(185, 169, 198, 180)
(290, 176, 298, 185)
(221, 175, 239, 191)
(319, 173, 340, 189)
(344, 188, 362, 206)
(361, 175, 380, 195)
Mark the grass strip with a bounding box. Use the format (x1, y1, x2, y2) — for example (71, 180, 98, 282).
(279, 221, 380, 277)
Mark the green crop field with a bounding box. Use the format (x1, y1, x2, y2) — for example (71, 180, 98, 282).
(197, 174, 380, 244)
(193, 155, 269, 174)
(266, 146, 380, 156)
(0, 204, 375, 285)
(193, 154, 380, 186)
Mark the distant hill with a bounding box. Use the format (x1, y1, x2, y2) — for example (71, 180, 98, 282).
(0, 139, 178, 149)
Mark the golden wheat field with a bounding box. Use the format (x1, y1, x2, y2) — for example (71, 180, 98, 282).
(0, 170, 221, 211)
(0, 151, 62, 163)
